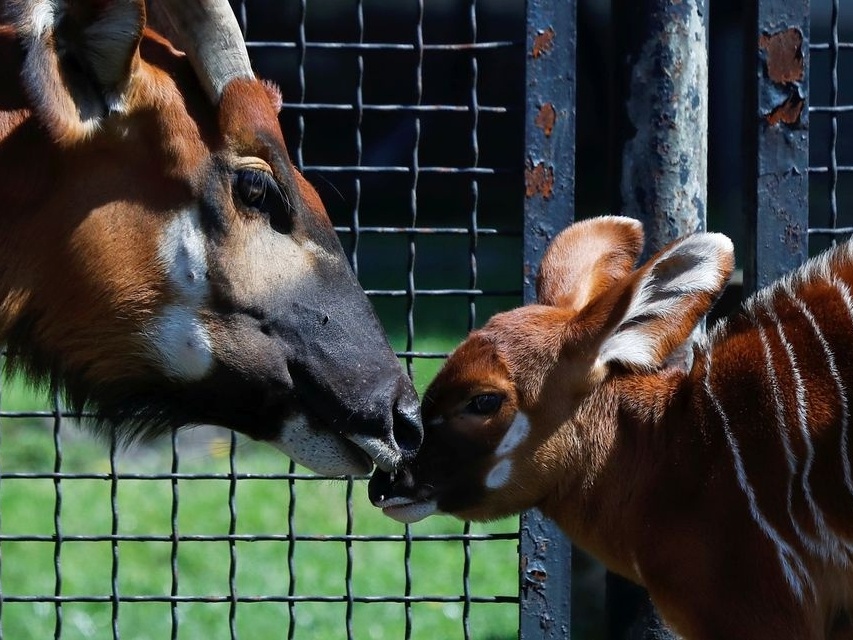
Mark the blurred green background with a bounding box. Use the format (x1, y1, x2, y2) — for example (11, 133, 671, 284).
(0, 363, 520, 640)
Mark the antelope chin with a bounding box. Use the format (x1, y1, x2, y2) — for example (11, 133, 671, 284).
(373, 496, 438, 524)
(272, 415, 374, 476)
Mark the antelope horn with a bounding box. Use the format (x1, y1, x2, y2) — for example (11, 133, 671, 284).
(146, 0, 254, 103)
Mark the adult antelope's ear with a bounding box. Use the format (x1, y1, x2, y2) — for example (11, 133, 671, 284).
(8, 0, 145, 144)
(536, 216, 645, 311)
(585, 232, 735, 372)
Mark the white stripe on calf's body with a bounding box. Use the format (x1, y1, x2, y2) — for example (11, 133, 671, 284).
(703, 351, 809, 600)
(829, 277, 853, 496)
(789, 293, 853, 565)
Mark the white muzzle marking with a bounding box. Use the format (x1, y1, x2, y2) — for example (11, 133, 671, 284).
(272, 416, 373, 477)
(374, 496, 438, 524)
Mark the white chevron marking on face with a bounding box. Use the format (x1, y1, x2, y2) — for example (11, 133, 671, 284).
(485, 459, 513, 490)
(149, 207, 214, 381)
(495, 412, 530, 457)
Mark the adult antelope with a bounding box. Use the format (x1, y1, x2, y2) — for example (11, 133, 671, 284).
(0, 0, 422, 476)
(371, 215, 853, 638)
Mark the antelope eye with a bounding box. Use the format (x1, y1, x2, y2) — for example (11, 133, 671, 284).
(233, 168, 292, 234)
(464, 393, 504, 416)
(235, 169, 268, 208)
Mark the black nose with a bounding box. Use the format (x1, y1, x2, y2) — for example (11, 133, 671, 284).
(368, 469, 392, 504)
(368, 464, 417, 505)
(392, 377, 423, 458)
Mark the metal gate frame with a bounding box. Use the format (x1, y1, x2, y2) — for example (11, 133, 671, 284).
(520, 0, 575, 638)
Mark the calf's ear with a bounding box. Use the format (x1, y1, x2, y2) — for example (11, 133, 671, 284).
(8, 0, 145, 144)
(588, 232, 735, 372)
(536, 216, 645, 312)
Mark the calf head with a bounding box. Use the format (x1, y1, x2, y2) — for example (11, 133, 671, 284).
(370, 216, 733, 522)
(0, 0, 421, 475)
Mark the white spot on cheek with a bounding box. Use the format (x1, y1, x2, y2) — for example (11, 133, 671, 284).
(485, 459, 513, 490)
(495, 412, 530, 456)
(159, 207, 210, 302)
(150, 308, 214, 381)
(147, 207, 214, 381)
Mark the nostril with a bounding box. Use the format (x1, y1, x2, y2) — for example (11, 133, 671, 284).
(368, 469, 392, 504)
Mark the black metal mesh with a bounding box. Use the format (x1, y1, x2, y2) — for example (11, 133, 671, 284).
(810, 0, 853, 250)
(0, 1, 525, 638)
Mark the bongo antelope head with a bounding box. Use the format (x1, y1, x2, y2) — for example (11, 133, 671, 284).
(0, 0, 422, 475)
(370, 216, 734, 522)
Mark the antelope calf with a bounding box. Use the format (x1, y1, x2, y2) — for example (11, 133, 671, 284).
(0, 0, 421, 475)
(371, 216, 853, 639)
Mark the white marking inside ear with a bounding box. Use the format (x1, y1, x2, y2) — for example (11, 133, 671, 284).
(495, 412, 530, 457)
(597, 331, 659, 371)
(656, 235, 733, 294)
(598, 233, 733, 371)
(485, 459, 513, 490)
(148, 207, 214, 381)
(21, 0, 57, 38)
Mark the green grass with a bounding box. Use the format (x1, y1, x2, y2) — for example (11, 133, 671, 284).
(0, 331, 520, 640)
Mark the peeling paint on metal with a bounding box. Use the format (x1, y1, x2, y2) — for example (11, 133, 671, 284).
(758, 28, 806, 128)
(532, 27, 555, 58)
(784, 223, 804, 254)
(525, 160, 555, 199)
(535, 103, 557, 136)
(619, 0, 708, 256)
(759, 29, 804, 84)
(765, 94, 805, 126)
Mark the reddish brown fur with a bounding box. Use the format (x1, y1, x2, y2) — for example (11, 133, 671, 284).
(0, 1, 421, 473)
(373, 216, 853, 638)
(0, 22, 217, 385)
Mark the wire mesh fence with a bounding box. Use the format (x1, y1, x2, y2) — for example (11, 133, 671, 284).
(810, 0, 853, 251)
(2, 0, 850, 638)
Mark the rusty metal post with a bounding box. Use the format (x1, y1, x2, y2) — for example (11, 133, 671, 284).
(743, 0, 810, 294)
(608, 0, 708, 637)
(613, 0, 709, 255)
(521, 0, 576, 638)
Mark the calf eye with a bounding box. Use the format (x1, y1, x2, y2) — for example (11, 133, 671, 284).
(465, 393, 504, 416)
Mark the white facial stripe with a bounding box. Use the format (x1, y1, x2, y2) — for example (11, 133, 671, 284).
(148, 207, 214, 382)
(495, 412, 530, 457)
(485, 458, 513, 490)
(159, 207, 210, 302)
